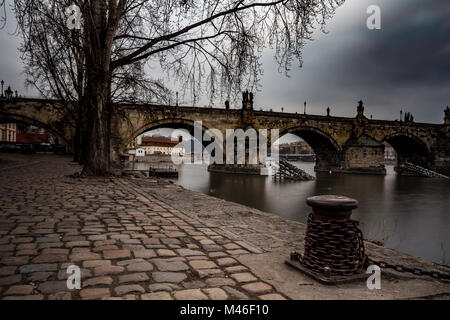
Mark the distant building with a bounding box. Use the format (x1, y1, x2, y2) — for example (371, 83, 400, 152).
(15, 124, 55, 144)
(135, 148, 145, 157)
(0, 123, 16, 142)
(139, 137, 184, 156)
(279, 140, 314, 155)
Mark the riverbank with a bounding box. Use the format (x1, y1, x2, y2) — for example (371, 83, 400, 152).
(134, 174, 450, 299)
(0, 153, 449, 300)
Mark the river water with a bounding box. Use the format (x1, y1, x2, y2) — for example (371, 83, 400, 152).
(130, 161, 449, 264)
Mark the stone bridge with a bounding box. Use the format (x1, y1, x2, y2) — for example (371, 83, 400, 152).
(1, 97, 449, 175)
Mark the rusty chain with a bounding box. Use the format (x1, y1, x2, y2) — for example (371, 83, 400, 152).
(295, 213, 368, 277)
(293, 213, 450, 281)
(366, 257, 450, 281)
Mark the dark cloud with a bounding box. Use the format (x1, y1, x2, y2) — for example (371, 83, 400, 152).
(255, 0, 450, 123)
(0, 1, 32, 97)
(342, 0, 450, 87)
(1, 0, 449, 123)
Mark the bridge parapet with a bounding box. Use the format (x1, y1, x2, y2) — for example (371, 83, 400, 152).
(1, 97, 449, 175)
(0, 98, 75, 149)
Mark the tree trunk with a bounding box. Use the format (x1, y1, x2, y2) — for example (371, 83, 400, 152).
(73, 102, 83, 164)
(80, 0, 120, 175)
(82, 71, 111, 176)
(74, 103, 90, 166)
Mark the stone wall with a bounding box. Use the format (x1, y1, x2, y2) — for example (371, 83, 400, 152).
(2, 98, 449, 175)
(343, 146, 385, 172)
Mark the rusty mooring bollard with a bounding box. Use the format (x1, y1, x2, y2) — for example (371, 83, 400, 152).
(286, 195, 368, 284)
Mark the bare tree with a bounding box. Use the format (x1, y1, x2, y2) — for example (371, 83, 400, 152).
(11, 0, 169, 165)
(10, 0, 344, 175)
(0, 1, 7, 29)
(15, 1, 87, 163)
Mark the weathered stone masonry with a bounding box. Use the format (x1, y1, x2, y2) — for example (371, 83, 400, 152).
(1, 97, 449, 175)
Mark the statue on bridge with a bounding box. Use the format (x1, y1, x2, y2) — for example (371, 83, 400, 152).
(404, 111, 414, 123)
(357, 100, 365, 117)
(4, 86, 13, 100)
(242, 90, 254, 110)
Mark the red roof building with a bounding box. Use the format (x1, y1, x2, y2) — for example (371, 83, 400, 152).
(140, 137, 180, 148)
(16, 132, 54, 144)
(137, 137, 184, 156)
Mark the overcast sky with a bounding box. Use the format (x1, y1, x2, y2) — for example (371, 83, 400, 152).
(1, 0, 449, 124)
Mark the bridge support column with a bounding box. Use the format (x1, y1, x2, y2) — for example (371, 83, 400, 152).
(337, 135, 386, 175)
(434, 107, 450, 175)
(208, 124, 266, 175)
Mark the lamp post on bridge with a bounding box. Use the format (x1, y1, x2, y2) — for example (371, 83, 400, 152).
(304, 101, 306, 115)
(1, 80, 4, 97)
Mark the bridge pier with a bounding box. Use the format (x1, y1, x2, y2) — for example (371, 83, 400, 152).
(336, 134, 387, 175)
(3, 98, 449, 177)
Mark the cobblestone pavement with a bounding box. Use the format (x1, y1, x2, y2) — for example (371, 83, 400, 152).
(1, 154, 449, 300)
(0, 154, 286, 300)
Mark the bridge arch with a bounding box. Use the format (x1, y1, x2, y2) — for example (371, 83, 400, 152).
(382, 132, 432, 168)
(277, 126, 341, 170)
(121, 117, 217, 152)
(0, 112, 70, 146)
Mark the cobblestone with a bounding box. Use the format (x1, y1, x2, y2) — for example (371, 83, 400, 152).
(153, 260, 189, 272)
(182, 280, 206, 289)
(118, 273, 149, 284)
(203, 288, 228, 300)
(189, 260, 218, 270)
(93, 265, 125, 276)
(0, 275, 22, 286)
(148, 283, 180, 292)
(173, 289, 208, 300)
(4, 285, 34, 296)
(176, 249, 205, 256)
(0, 266, 17, 276)
(241, 282, 273, 294)
(84, 276, 113, 287)
(2, 294, 44, 300)
(151, 272, 187, 283)
(26, 272, 53, 282)
(141, 292, 173, 300)
(103, 250, 131, 260)
(259, 293, 287, 300)
(205, 277, 236, 287)
(156, 249, 176, 257)
(37, 281, 70, 294)
(115, 284, 145, 295)
(1, 154, 448, 300)
(70, 252, 101, 261)
(80, 288, 111, 300)
(216, 257, 238, 266)
(33, 254, 67, 263)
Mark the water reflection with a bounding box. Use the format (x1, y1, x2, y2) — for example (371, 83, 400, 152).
(130, 161, 450, 264)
